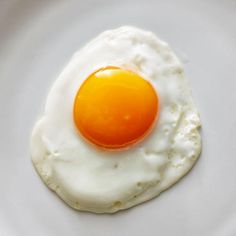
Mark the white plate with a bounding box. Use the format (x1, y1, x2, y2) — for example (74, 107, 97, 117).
(1, 0, 236, 235)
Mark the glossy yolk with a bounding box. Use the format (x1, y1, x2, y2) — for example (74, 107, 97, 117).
(73, 67, 159, 149)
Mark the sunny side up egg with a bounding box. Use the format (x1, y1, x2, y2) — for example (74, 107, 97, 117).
(30, 26, 201, 213)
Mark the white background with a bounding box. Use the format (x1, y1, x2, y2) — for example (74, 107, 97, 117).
(0, 0, 236, 235)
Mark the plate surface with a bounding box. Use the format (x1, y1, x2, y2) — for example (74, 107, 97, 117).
(0, 0, 236, 235)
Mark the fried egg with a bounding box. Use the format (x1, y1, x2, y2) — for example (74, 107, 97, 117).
(30, 26, 201, 213)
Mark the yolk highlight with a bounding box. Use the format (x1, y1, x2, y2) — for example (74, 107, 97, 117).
(73, 67, 159, 149)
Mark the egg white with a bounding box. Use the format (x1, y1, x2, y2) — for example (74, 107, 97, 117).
(30, 26, 201, 213)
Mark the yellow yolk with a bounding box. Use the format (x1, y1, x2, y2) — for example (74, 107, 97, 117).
(73, 67, 159, 149)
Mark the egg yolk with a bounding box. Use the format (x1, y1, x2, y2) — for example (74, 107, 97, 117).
(73, 67, 159, 149)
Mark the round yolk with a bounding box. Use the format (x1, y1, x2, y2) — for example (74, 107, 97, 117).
(73, 67, 159, 149)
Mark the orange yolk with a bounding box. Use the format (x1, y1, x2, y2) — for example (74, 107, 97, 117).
(73, 67, 159, 149)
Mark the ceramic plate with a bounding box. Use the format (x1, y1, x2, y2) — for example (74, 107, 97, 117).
(0, 0, 236, 235)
